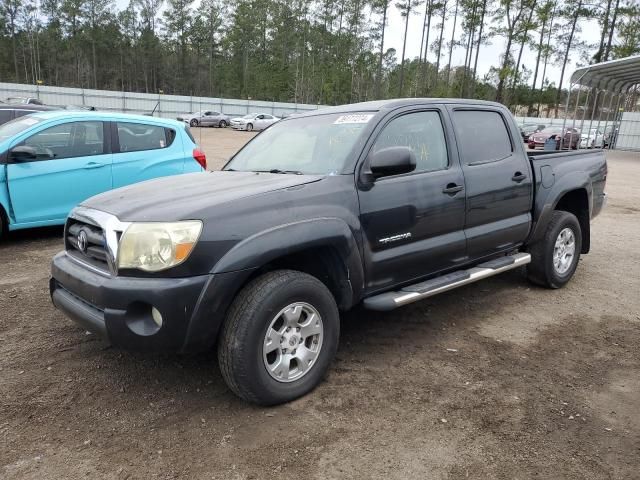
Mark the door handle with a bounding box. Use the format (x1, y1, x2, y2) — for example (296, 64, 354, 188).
(443, 183, 464, 195)
(84, 162, 106, 169)
(512, 172, 527, 182)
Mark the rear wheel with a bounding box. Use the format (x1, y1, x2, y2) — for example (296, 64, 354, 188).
(527, 211, 582, 289)
(218, 270, 339, 405)
(219, 120, 227, 128)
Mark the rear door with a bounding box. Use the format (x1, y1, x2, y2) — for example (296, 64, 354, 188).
(7, 120, 112, 224)
(111, 120, 185, 188)
(449, 107, 532, 259)
(357, 107, 467, 291)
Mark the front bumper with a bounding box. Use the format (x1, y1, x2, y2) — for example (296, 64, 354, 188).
(50, 252, 253, 353)
(230, 123, 246, 130)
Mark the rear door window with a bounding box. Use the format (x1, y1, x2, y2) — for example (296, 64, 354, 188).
(116, 122, 174, 152)
(452, 110, 513, 164)
(0, 110, 13, 125)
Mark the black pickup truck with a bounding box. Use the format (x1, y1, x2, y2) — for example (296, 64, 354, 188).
(50, 99, 607, 405)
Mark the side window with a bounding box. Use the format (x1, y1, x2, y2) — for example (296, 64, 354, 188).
(22, 121, 104, 160)
(0, 110, 13, 125)
(14, 110, 33, 119)
(117, 122, 171, 152)
(372, 111, 448, 173)
(452, 110, 512, 164)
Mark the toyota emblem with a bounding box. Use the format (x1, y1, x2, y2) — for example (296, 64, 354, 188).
(77, 230, 88, 253)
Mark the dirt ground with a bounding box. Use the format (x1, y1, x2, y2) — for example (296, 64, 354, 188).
(1, 128, 639, 479)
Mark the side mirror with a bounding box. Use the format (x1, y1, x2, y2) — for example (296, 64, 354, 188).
(9, 145, 38, 162)
(369, 146, 416, 178)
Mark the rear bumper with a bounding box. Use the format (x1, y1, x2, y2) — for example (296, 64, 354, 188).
(50, 252, 254, 353)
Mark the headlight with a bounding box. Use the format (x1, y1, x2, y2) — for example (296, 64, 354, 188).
(117, 221, 202, 272)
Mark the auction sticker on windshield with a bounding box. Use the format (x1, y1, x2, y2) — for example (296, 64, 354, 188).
(334, 114, 375, 124)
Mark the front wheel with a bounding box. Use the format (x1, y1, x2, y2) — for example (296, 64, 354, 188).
(218, 270, 339, 405)
(190, 119, 199, 127)
(246, 123, 253, 132)
(526, 211, 582, 289)
(219, 120, 227, 128)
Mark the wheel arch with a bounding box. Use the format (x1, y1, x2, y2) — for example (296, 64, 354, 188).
(528, 169, 593, 254)
(553, 188, 590, 254)
(211, 218, 365, 310)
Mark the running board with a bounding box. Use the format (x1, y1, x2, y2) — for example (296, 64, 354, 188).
(363, 253, 531, 311)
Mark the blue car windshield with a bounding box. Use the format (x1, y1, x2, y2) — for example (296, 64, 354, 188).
(225, 112, 373, 175)
(0, 115, 44, 141)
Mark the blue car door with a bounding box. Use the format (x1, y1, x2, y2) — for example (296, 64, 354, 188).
(7, 120, 112, 225)
(111, 121, 185, 188)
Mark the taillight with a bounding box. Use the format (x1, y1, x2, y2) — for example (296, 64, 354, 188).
(193, 148, 207, 169)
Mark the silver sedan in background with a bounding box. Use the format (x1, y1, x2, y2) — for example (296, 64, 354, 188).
(230, 113, 280, 131)
(177, 110, 231, 128)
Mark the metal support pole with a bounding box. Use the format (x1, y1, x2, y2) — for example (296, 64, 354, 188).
(568, 86, 582, 150)
(586, 89, 600, 147)
(594, 90, 610, 148)
(610, 93, 623, 149)
(578, 89, 591, 138)
(601, 92, 617, 149)
(560, 83, 572, 150)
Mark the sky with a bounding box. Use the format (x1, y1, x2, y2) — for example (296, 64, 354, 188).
(383, 5, 603, 89)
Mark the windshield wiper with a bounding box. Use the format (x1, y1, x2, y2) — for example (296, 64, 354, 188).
(255, 169, 303, 175)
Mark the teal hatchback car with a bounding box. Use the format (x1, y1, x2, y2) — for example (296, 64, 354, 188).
(0, 111, 206, 237)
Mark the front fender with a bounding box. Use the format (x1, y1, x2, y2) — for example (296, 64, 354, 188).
(212, 217, 365, 305)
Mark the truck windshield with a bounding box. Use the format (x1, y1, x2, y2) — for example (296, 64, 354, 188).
(225, 112, 373, 175)
(0, 115, 44, 141)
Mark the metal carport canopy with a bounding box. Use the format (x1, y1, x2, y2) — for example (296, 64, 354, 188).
(570, 55, 640, 92)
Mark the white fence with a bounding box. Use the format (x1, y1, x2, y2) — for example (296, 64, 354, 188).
(1, 82, 638, 151)
(0, 82, 322, 118)
(616, 112, 640, 151)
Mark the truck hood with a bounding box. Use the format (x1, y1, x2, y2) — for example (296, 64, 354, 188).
(81, 171, 323, 221)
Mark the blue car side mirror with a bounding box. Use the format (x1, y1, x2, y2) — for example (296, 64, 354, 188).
(9, 145, 38, 162)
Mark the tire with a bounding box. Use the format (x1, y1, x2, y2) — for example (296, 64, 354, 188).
(0, 207, 7, 240)
(218, 270, 339, 405)
(526, 211, 582, 289)
(190, 119, 199, 127)
(219, 120, 227, 128)
(246, 123, 253, 132)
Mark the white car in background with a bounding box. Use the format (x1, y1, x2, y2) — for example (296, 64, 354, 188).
(230, 113, 280, 131)
(579, 128, 605, 149)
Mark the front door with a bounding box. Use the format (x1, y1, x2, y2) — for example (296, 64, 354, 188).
(7, 120, 112, 225)
(448, 107, 533, 259)
(357, 108, 467, 292)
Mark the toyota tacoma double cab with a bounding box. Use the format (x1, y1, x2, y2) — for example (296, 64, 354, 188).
(50, 99, 607, 405)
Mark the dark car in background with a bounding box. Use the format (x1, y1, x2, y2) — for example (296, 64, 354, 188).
(520, 123, 546, 142)
(0, 104, 60, 126)
(5, 96, 44, 105)
(528, 126, 581, 150)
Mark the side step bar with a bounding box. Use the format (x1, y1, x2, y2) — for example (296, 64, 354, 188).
(363, 252, 531, 311)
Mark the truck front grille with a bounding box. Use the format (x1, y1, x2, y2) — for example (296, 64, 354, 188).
(65, 218, 110, 273)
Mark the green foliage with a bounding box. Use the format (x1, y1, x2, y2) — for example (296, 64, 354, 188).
(0, 0, 636, 107)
